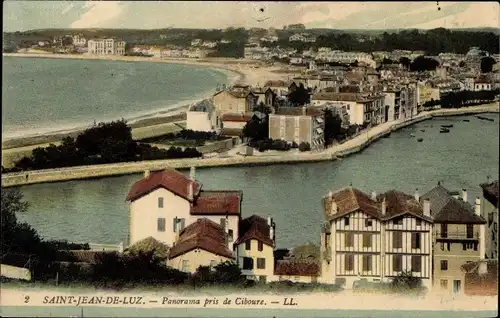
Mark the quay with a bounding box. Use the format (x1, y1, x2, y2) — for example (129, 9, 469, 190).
(1, 104, 498, 188)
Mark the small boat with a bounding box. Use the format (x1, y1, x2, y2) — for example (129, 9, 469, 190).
(417, 138, 423, 142)
(463, 119, 470, 122)
(476, 115, 493, 121)
(410, 133, 416, 137)
(441, 124, 454, 128)
(420, 129, 426, 132)
(440, 128, 450, 133)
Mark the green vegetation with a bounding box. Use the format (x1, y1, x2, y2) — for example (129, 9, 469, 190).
(480, 56, 497, 73)
(141, 129, 225, 147)
(298, 142, 311, 152)
(249, 138, 293, 152)
(3, 120, 202, 173)
(440, 89, 500, 108)
(287, 83, 311, 107)
(409, 56, 440, 72)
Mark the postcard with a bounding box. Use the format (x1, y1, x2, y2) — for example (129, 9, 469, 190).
(1, 1, 499, 317)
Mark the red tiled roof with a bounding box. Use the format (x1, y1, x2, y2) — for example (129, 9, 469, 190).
(234, 215, 273, 247)
(168, 218, 234, 259)
(312, 92, 375, 103)
(274, 261, 320, 276)
(323, 187, 381, 220)
(126, 169, 202, 202)
(191, 190, 242, 215)
(221, 113, 253, 122)
(219, 128, 243, 137)
(480, 180, 499, 206)
(264, 80, 295, 88)
(377, 190, 433, 223)
(273, 107, 323, 117)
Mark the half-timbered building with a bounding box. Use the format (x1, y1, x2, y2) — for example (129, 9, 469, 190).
(319, 187, 433, 289)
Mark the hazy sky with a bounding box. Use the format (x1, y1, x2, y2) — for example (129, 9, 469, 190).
(3, 1, 499, 32)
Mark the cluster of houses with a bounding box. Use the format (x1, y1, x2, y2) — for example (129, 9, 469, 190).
(117, 167, 497, 294)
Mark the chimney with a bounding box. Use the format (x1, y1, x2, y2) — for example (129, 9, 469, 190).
(371, 191, 377, 201)
(190, 167, 196, 180)
(330, 201, 338, 215)
(381, 197, 386, 216)
(144, 170, 150, 178)
(328, 191, 333, 200)
(462, 188, 468, 203)
(478, 261, 488, 275)
(423, 199, 431, 217)
(414, 188, 419, 202)
(267, 216, 272, 227)
(475, 197, 481, 216)
(302, 106, 307, 116)
(187, 181, 194, 201)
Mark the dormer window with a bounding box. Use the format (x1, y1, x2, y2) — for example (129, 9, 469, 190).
(344, 217, 350, 226)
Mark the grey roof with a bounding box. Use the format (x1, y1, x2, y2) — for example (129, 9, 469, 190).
(421, 185, 486, 224)
(189, 99, 214, 113)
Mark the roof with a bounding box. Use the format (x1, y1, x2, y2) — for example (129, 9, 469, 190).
(273, 107, 323, 117)
(377, 190, 433, 223)
(264, 80, 295, 88)
(219, 128, 243, 137)
(126, 169, 202, 203)
(168, 218, 234, 259)
(214, 89, 256, 99)
(221, 113, 253, 122)
(323, 187, 381, 220)
(421, 184, 486, 224)
(312, 92, 376, 103)
(189, 99, 215, 113)
(274, 261, 320, 277)
(234, 215, 273, 247)
(191, 190, 242, 215)
(480, 180, 499, 207)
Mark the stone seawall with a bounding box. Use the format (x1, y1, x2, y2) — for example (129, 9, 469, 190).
(1, 105, 498, 188)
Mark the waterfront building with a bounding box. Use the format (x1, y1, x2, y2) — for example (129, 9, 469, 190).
(319, 188, 434, 289)
(72, 34, 87, 47)
(420, 184, 487, 294)
(473, 75, 493, 91)
(268, 106, 325, 150)
(212, 88, 258, 116)
(460, 259, 498, 296)
(186, 99, 221, 133)
(479, 180, 499, 259)
(88, 38, 125, 56)
(251, 86, 276, 107)
(220, 113, 253, 137)
(168, 218, 234, 273)
(234, 215, 276, 282)
(126, 168, 242, 250)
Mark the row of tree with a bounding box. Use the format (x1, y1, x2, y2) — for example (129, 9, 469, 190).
(440, 89, 499, 108)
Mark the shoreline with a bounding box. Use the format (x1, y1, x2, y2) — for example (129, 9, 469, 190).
(3, 53, 295, 145)
(1, 104, 498, 188)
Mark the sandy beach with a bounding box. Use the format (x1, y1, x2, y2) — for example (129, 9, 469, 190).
(2, 53, 299, 152)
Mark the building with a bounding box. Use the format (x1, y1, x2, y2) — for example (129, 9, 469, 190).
(168, 218, 234, 273)
(252, 86, 276, 107)
(72, 34, 87, 47)
(234, 215, 276, 282)
(220, 113, 253, 137)
(420, 183, 487, 294)
(274, 260, 321, 283)
(289, 33, 316, 43)
(263, 80, 298, 97)
(186, 99, 221, 133)
(268, 107, 325, 150)
(319, 187, 434, 289)
(474, 76, 493, 91)
(87, 38, 125, 56)
(479, 180, 499, 259)
(126, 168, 242, 250)
(212, 89, 258, 116)
(461, 259, 498, 296)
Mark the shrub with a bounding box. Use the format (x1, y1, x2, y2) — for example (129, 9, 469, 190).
(298, 142, 311, 152)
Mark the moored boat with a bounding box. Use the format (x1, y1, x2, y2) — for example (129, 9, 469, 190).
(420, 129, 426, 132)
(463, 119, 470, 122)
(417, 138, 423, 142)
(441, 124, 454, 128)
(440, 128, 450, 133)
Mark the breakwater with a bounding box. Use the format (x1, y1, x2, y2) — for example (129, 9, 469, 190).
(1, 105, 498, 188)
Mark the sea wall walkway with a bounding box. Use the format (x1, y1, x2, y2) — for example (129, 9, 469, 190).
(1, 104, 498, 188)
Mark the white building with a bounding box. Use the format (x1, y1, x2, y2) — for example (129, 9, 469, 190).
(289, 33, 316, 43)
(480, 180, 499, 260)
(72, 34, 87, 47)
(87, 38, 125, 56)
(186, 99, 221, 133)
(126, 168, 242, 250)
(319, 188, 434, 290)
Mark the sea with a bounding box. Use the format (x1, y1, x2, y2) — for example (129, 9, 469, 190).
(1, 56, 235, 139)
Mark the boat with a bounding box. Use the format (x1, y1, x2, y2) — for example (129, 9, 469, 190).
(410, 133, 416, 137)
(463, 119, 470, 122)
(476, 116, 494, 121)
(440, 128, 450, 133)
(420, 129, 426, 132)
(441, 124, 454, 128)
(417, 138, 423, 142)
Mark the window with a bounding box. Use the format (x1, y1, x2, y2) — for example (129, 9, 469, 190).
(245, 241, 251, 250)
(158, 197, 164, 208)
(345, 254, 354, 271)
(466, 224, 474, 239)
(345, 233, 354, 247)
(411, 233, 421, 249)
(362, 255, 372, 271)
(393, 255, 402, 272)
(228, 229, 234, 242)
(416, 218, 421, 226)
(157, 218, 166, 232)
(440, 279, 448, 290)
(210, 260, 217, 270)
(173, 218, 178, 232)
(344, 217, 350, 226)
(179, 218, 185, 231)
(411, 256, 421, 272)
(441, 260, 448, 271)
(257, 258, 266, 269)
(242, 257, 253, 270)
(363, 233, 372, 248)
(393, 232, 403, 249)
(182, 260, 190, 272)
(441, 224, 448, 238)
(393, 217, 403, 225)
(365, 218, 373, 227)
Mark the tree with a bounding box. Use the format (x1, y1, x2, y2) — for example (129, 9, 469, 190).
(242, 115, 268, 141)
(287, 83, 310, 106)
(480, 56, 496, 73)
(211, 261, 244, 284)
(323, 108, 343, 146)
(399, 57, 411, 69)
(410, 56, 440, 72)
(391, 271, 423, 290)
(459, 60, 466, 68)
(298, 142, 311, 152)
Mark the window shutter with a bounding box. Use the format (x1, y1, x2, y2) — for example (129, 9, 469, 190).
(363, 233, 371, 248)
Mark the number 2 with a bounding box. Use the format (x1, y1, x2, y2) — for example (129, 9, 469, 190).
(24, 296, 30, 303)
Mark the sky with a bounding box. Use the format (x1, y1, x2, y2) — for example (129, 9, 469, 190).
(3, 1, 499, 32)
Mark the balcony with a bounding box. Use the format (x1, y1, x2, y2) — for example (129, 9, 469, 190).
(436, 231, 480, 241)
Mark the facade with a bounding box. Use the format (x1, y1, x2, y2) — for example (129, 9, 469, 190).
(168, 218, 234, 273)
(264, 80, 298, 97)
(420, 184, 487, 294)
(186, 99, 221, 133)
(319, 188, 434, 289)
(252, 87, 276, 107)
(268, 107, 325, 150)
(72, 34, 87, 46)
(212, 90, 258, 115)
(461, 259, 498, 296)
(234, 215, 276, 282)
(88, 38, 125, 56)
(126, 168, 242, 250)
(479, 180, 499, 259)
